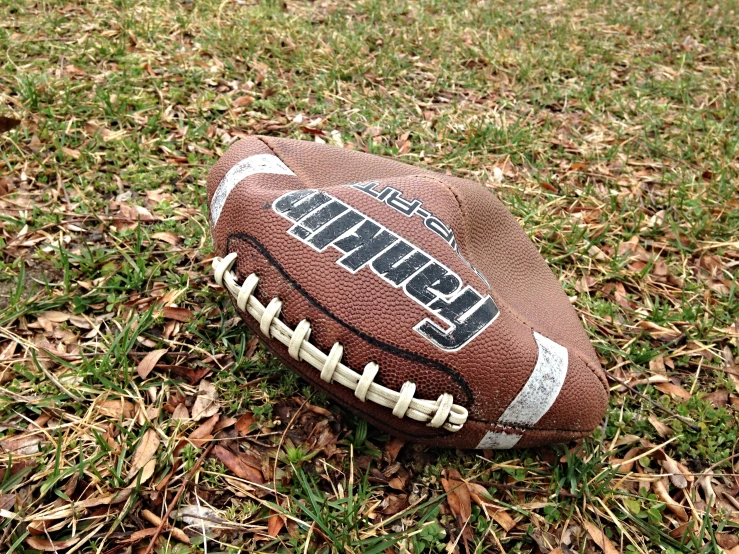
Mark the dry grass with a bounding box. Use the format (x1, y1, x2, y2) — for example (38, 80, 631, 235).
(0, 0, 738, 552)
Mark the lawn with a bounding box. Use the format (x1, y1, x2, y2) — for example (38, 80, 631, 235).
(0, 0, 738, 552)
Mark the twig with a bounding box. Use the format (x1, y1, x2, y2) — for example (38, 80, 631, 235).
(142, 442, 215, 554)
(607, 374, 701, 431)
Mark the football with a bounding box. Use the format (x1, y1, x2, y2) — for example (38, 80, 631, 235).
(207, 136, 608, 449)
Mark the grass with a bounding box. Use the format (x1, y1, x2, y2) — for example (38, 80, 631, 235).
(0, 0, 738, 552)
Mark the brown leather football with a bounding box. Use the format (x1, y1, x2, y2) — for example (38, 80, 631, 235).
(207, 136, 608, 449)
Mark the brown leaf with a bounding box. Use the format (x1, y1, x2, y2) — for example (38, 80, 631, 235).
(172, 403, 189, 420)
(717, 533, 739, 550)
(267, 511, 285, 537)
(653, 478, 688, 521)
(383, 437, 405, 464)
(705, 390, 729, 408)
(0, 493, 15, 511)
(191, 380, 219, 421)
(637, 321, 682, 341)
(0, 116, 21, 134)
(233, 95, 254, 107)
(135, 458, 157, 486)
(397, 139, 412, 155)
(235, 412, 256, 435)
(0, 433, 43, 455)
(121, 528, 158, 545)
(122, 204, 153, 220)
(163, 307, 195, 322)
(661, 456, 688, 489)
(189, 414, 219, 440)
(648, 355, 667, 374)
(26, 489, 132, 523)
(647, 415, 673, 438)
(441, 469, 472, 544)
(128, 429, 160, 479)
(654, 382, 692, 400)
(98, 398, 136, 419)
(244, 336, 260, 359)
(466, 482, 516, 532)
(380, 493, 409, 515)
(212, 445, 263, 483)
(152, 232, 182, 246)
(583, 520, 620, 554)
(26, 536, 82, 551)
(136, 348, 168, 379)
(61, 146, 81, 159)
(612, 446, 642, 473)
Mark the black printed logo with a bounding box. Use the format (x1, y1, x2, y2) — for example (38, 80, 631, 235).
(350, 181, 491, 288)
(273, 190, 499, 351)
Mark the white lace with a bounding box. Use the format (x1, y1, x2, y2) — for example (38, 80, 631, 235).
(212, 253, 468, 432)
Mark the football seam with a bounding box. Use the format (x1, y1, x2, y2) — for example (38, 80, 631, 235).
(226, 232, 476, 405)
(225, 233, 595, 435)
(425, 173, 609, 400)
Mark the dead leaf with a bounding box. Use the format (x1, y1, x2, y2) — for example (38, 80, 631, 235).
(0, 493, 15, 512)
(128, 429, 160, 479)
(174, 504, 228, 529)
(191, 380, 219, 421)
(61, 146, 81, 159)
(583, 520, 620, 554)
(267, 511, 285, 537)
(722, 346, 739, 390)
(136, 349, 168, 379)
(172, 403, 189, 420)
(380, 493, 409, 515)
(441, 469, 472, 544)
(235, 412, 256, 435)
(120, 528, 158, 545)
(163, 307, 195, 322)
(152, 232, 182, 246)
(190, 414, 219, 442)
(0, 433, 43, 455)
(612, 447, 642, 473)
(649, 355, 667, 374)
(661, 456, 688, 489)
(653, 478, 688, 521)
(244, 336, 259, 358)
(98, 398, 136, 419)
(648, 415, 673, 438)
(0, 116, 21, 134)
(135, 458, 157, 486)
(233, 95, 254, 107)
(705, 390, 729, 408)
(654, 382, 692, 400)
(397, 139, 412, 155)
(466, 482, 516, 532)
(212, 445, 263, 483)
(383, 437, 405, 463)
(637, 321, 682, 341)
(716, 533, 739, 550)
(26, 489, 132, 522)
(119, 204, 156, 221)
(26, 535, 82, 551)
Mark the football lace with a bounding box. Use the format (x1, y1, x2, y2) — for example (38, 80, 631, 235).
(212, 252, 468, 432)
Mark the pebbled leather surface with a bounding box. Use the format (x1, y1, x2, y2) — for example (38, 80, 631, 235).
(207, 136, 609, 449)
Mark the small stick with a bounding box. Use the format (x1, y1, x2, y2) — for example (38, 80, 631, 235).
(142, 443, 214, 554)
(141, 509, 190, 544)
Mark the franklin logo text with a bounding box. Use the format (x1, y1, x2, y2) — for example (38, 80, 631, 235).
(273, 189, 499, 351)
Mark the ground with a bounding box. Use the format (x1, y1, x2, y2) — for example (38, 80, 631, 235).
(0, 0, 738, 552)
